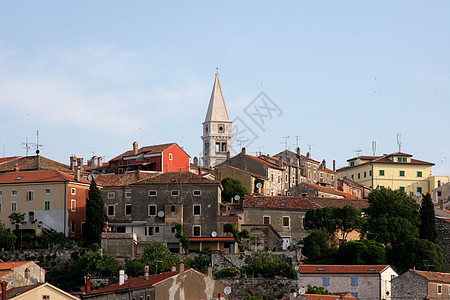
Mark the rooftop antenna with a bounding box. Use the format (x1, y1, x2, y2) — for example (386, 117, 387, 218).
(293, 135, 301, 148)
(256, 146, 264, 156)
(216, 66, 219, 74)
(397, 133, 402, 152)
(21, 137, 31, 156)
(236, 139, 243, 150)
(355, 147, 362, 157)
(307, 144, 315, 155)
(281, 136, 289, 150)
(372, 141, 377, 156)
(35, 130, 43, 155)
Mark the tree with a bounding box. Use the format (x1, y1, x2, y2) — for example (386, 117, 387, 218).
(0, 221, 15, 250)
(305, 284, 334, 295)
(337, 240, 386, 265)
(339, 205, 365, 240)
(419, 193, 437, 243)
(387, 238, 445, 273)
(302, 228, 337, 263)
(175, 223, 190, 254)
(84, 178, 107, 245)
(221, 177, 248, 203)
(8, 212, 25, 249)
(241, 251, 296, 279)
(365, 188, 420, 245)
(304, 207, 340, 235)
(225, 223, 249, 252)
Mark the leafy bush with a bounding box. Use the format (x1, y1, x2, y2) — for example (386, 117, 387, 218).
(185, 256, 210, 274)
(214, 267, 241, 278)
(241, 251, 296, 278)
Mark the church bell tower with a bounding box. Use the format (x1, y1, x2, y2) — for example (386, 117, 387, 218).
(202, 71, 233, 168)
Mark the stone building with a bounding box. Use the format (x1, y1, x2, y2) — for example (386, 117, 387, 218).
(288, 182, 357, 199)
(391, 269, 450, 300)
(0, 261, 45, 289)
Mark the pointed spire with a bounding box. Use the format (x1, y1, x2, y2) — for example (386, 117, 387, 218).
(204, 72, 230, 122)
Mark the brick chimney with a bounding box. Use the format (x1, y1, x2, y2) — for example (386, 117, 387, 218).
(85, 275, 92, 294)
(70, 155, 77, 171)
(171, 264, 176, 272)
(296, 147, 301, 157)
(75, 166, 81, 182)
(322, 159, 326, 169)
(333, 160, 336, 172)
(77, 158, 84, 169)
(1, 281, 7, 300)
(144, 265, 150, 280)
(306, 152, 310, 159)
(179, 261, 184, 275)
(207, 264, 212, 277)
(133, 141, 139, 155)
(241, 147, 246, 156)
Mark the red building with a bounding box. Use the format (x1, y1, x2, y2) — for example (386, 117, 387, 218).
(109, 142, 190, 174)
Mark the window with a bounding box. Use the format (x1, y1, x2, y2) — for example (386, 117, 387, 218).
(320, 172, 323, 178)
(169, 153, 173, 160)
(11, 202, 17, 212)
(28, 211, 34, 222)
(172, 226, 176, 233)
(107, 205, 115, 216)
(403, 157, 407, 162)
(417, 186, 423, 194)
(399, 187, 405, 192)
(285, 174, 288, 183)
(26, 190, 35, 201)
(108, 192, 115, 199)
(0, 190, 2, 196)
(369, 170, 372, 176)
(171, 190, 179, 196)
(71, 220, 76, 233)
(193, 205, 201, 216)
(0, 202, 2, 213)
(11, 189, 18, 196)
(399, 170, 405, 177)
(71, 199, 76, 212)
(71, 188, 76, 195)
(218, 124, 225, 133)
(417, 171, 423, 177)
(282, 216, 290, 227)
(125, 191, 132, 198)
(148, 190, 157, 196)
(397, 157, 402, 162)
(351, 277, 358, 286)
(351, 174, 354, 180)
(437, 285, 442, 294)
(350, 161, 355, 167)
(125, 204, 132, 215)
(215, 142, 220, 153)
(43, 296, 50, 300)
(331, 175, 334, 181)
(45, 200, 51, 211)
(364, 171, 366, 178)
(171, 205, 176, 213)
(351, 292, 358, 298)
(322, 277, 330, 286)
(45, 188, 51, 195)
(357, 173, 360, 179)
(148, 205, 157, 216)
(193, 225, 201, 237)
(193, 190, 201, 196)
(379, 170, 385, 176)
(263, 216, 270, 225)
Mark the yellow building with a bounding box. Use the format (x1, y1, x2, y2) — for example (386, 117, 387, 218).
(337, 152, 434, 195)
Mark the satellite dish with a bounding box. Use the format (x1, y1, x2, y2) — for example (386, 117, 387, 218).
(294, 265, 299, 272)
(9, 280, 16, 287)
(87, 174, 93, 181)
(211, 231, 218, 237)
(234, 195, 240, 201)
(157, 211, 165, 218)
(256, 182, 262, 189)
(415, 192, 421, 198)
(356, 158, 361, 164)
(224, 286, 232, 295)
(298, 288, 305, 295)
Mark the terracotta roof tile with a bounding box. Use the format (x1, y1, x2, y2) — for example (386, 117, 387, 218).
(411, 269, 450, 284)
(243, 195, 320, 210)
(302, 182, 357, 199)
(110, 143, 178, 161)
(0, 157, 21, 164)
(0, 170, 90, 184)
(133, 172, 219, 184)
(308, 197, 369, 210)
(95, 173, 159, 187)
(0, 156, 77, 173)
(298, 264, 390, 274)
(301, 294, 358, 300)
(246, 155, 284, 170)
(0, 261, 32, 270)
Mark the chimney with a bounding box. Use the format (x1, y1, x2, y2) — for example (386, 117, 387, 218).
(77, 158, 84, 169)
(198, 166, 202, 177)
(179, 261, 184, 275)
(289, 289, 297, 300)
(85, 275, 92, 294)
(75, 167, 81, 181)
(207, 264, 212, 277)
(193, 157, 199, 167)
(1, 281, 7, 300)
(306, 152, 310, 159)
(218, 293, 226, 300)
(333, 160, 336, 172)
(441, 199, 444, 211)
(135, 170, 140, 181)
(119, 269, 125, 285)
(322, 159, 326, 169)
(226, 151, 231, 161)
(296, 147, 301, 157)
(171, 264, 176, 272)
(144, 265, 150, 280)
(133, 141, 139, 155)
(70, 155, 77, 171)
(241, 147, 246, 156)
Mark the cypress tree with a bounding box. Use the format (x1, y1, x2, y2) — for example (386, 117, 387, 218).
(419, 193, 437, 243)
(84, 178, 107, 245)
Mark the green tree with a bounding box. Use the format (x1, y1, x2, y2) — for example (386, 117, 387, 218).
(175, 223, 190, 254)
(302, 228, 337, 263)
(365, 188, 420, 245)
(387, 238, 445, 273)
(84, 178, 107, 245)
(225, 223, 249, 252)
(304, 207, 340, 235)
(337, 239, 386, 265)
(339, 205, 365, 240)
(241, 251, 296, 278)
(213, 267, 241, 278)
(184, 256, 210, 274)
(8, 212, 25, 249)
(0, 221, 15, 250)
(305, 284, 334, 295)
(419, 193, 438, 243)
(221, 177, 248, 203)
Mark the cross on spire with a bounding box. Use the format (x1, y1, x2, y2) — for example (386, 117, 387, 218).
(216, 67, 219, 74)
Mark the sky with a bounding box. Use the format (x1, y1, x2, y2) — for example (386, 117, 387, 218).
(0, 1, 449, 175)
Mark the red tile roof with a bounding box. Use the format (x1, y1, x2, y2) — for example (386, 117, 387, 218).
(301, 294, 358, 300)
(246, 154, 284, 170)
(410, 269, 450, 284)
(0, 157, 21, 164)
(95, 173, 159, 187)
(0, 170, 90, 184)
(0, 156, 77, 173)
(133, 172, 219, 184)
(340, 152, 434, 171)
(308, 197, 369, 210)
(189, 237, 235, 241)
(298, 264, 390, 274)
(302, 182, 357, 199)
(0, 261, 32, 270)
(244, 195, 320, 210)
(110, 143, 188, 161)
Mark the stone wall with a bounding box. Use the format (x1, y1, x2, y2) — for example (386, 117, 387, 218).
(210, 251, 298, 270)
(435, 217, 450, 272)
(220, 278, 297, 300)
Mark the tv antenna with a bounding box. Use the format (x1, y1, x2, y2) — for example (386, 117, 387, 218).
(293, 135, 301, 148)
(21, 137, 32, 156)
(307, 144, 315, 155)
(256, 146, 264, 156)
(372, 141, 377, 156)
(236, 139, 243, 150)
(281, 136, 289, 149)
(397, 133, 402, 152)
(355, 148, 362, 157)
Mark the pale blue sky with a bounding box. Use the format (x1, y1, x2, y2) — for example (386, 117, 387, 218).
(1, 1, 449, 175)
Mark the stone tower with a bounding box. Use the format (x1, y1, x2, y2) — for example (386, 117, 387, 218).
(202, 72, 233, 168)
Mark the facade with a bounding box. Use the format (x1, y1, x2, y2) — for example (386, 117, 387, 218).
(217, 165, 270, 196)
(434, 181, 450, 210)
(243, 195, 320, 249)
(288, 182, 357, 199)
(84, 264, 229, 300)
(0, 261, 45, 289)
(338, 177, 372, 199)
(297, 265, 398, 300)
(202, 72, 233, 168)
(109, 142, 190, 174)
(0, 170, 90, 239)
(391, 269, 450, 300)
(1, 282, 79, 300)
(217, 148, 285, 196)
(337, 152, 435, 194)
